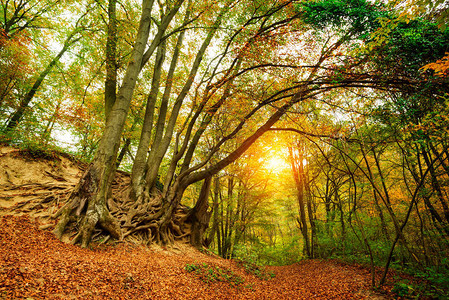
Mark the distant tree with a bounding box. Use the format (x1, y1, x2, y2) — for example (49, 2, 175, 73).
(288, 140, 311, 258)
(1, 1, 97, 135)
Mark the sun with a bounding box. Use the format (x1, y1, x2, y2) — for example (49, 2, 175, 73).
(265, 156, 289, 174)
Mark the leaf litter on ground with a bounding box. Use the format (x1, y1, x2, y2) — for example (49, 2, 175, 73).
(0, 215, 408, 299)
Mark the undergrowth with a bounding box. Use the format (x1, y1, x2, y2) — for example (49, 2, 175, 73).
(184, 263, 244, 287)
(235, 260, 276, 280)
(394, 264, 449, 300)
(326, 252, 449, 299)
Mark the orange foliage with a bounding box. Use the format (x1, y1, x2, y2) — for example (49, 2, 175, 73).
(421, 52, 449, 77)
(0, 29, 34, 107)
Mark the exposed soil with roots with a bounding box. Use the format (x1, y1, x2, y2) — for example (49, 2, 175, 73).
(0, 145, 191, 245)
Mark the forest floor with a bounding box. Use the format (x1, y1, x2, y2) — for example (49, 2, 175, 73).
(0, 145, 427, 299)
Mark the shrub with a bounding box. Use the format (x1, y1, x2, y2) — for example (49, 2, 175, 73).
(184, 263, 244, 287)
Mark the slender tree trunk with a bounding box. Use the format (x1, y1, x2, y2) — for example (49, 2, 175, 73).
(143, 4, 225, 193)
(223, 176, 234, 258)
(116, 137, 131, 169)
(218, 189, 224, 256)
(4, 31, 80, 133)
(204, 176, 220, 248)
(289, 146, 310, 258)
(360, 144, 418, 264)
(130, 42, 165, 199)
(421, 146, 449, 223)
(324, 177, 332, 235)
(41, 98, 62, 145)
(336, 193, 346, 247)
(104, 0, 117, 121)
(305, 167, 316, 258)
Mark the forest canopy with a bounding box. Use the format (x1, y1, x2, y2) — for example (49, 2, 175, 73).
(1, 0, 449, 294)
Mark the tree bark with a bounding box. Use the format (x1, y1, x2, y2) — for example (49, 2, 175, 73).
(53, 0, 155, 247)
(104, 0, 118, 121)
(305, 166, 316, 258)
(187, 176, 213, 248)
(143, 4, 226, 193)
(130, 41, 165, 199)
(289, 145, 311, 258)
(204, 176, 220, 247)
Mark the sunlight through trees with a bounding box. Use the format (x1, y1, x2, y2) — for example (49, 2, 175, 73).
(1, 0, 448, 296)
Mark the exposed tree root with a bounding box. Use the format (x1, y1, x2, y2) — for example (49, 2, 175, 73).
(3, 170, 204, 248)
(116, 193, 193, 246)
(0, 182, 72, 218)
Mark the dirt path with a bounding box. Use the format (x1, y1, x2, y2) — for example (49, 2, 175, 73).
(0, 215, 396, 299)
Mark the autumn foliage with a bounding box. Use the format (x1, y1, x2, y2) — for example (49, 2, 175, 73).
(1, 0, 449, 298)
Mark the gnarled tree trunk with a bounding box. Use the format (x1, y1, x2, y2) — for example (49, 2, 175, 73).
(187, 176, 213, 248)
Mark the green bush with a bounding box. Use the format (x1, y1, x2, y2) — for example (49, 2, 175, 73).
(411, 264, 449, 299)
(184, 263, 244, 287)
(392, 282, 413, 297)
(233, 236, 303, 266)
(235, 259, 275, 280)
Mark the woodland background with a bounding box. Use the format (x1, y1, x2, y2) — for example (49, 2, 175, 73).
(1, 0, 449, 297)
